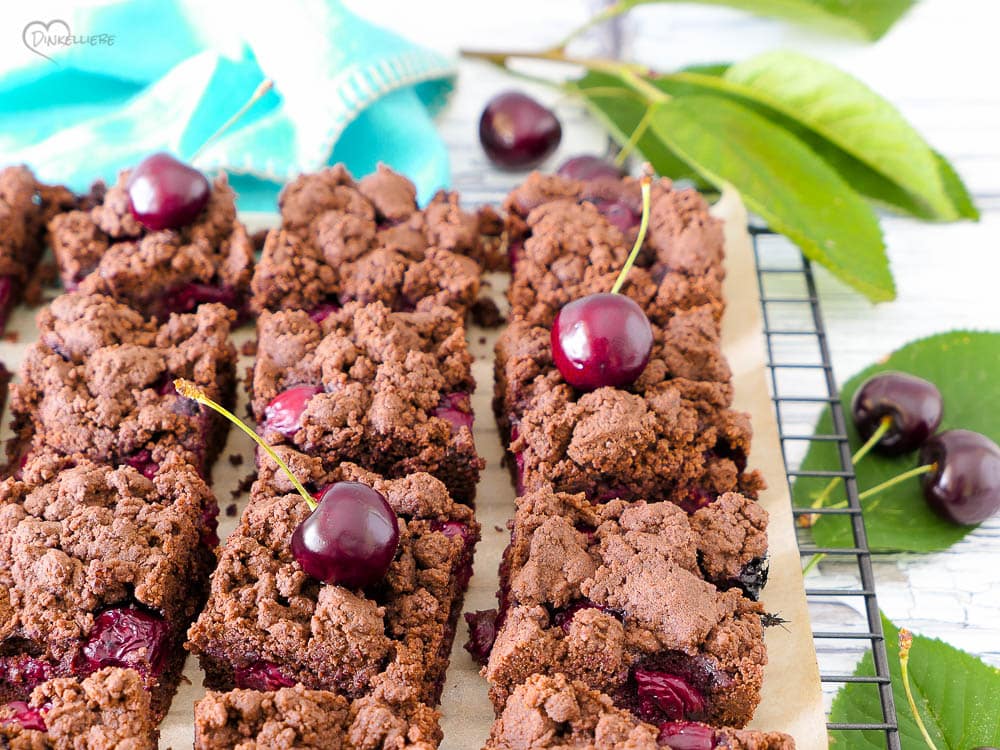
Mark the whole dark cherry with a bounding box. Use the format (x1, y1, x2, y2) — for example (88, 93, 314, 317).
(127, 152, 210, 230)
(919, 430, 1000, 525)
(291, 482, 400, 588)
(264, 385, 323, 439)
(479, 91, 561, 170)
(557, 155, 624, 181)
(551, 293, 653, 391)
(851, 371, 943, 455)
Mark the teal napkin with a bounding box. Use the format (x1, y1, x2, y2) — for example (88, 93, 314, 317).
(1, 0, 456, 210)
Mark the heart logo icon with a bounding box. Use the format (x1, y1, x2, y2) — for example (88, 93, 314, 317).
(22, 19, 71, 63)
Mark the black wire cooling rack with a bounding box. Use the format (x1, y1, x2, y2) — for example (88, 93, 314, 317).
(751, 227, 900, 749)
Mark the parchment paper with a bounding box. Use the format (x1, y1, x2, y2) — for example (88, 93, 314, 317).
(0, 195, 825, 749)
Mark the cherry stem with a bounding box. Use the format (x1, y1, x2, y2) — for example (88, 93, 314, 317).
(173, 379, 317, 511)
(190, 79, 274, 163)
(609, 172, 652, 295)
(857, 463, 936, 501)
(898, 629, 940, 750)
(810, 415, 893, 510)
(801, 552, 825, 575)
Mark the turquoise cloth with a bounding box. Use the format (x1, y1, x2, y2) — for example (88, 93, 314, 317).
(0, 0, 456, 210)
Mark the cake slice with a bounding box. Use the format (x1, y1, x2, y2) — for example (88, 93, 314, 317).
(0, 459, 217, 716)
(252, 301, 483, 503)
(469, 487, 769, 728)
(187, 451, 479, 707)
(0, 166, 74, 332)
(484, 674, 794, 750)
(7, 293, 236, 480)
(0, 668, 157, 748)
(194, 685, 441, 750)
(251, 164, 502, 317)
(48, 169, 253, 319)
(503, 172, 725, 327)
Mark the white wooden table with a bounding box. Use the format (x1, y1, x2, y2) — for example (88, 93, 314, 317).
(349, 0, 1000, 712)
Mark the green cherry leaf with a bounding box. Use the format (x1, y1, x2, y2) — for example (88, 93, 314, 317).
(651, 52, 977, 221)
(572, 72, 706, 187)
(605, 0, 914, 40)
(795, 331, 1000, 552)
(646, 94, 894, 302)
(830, 614, 1000, 749)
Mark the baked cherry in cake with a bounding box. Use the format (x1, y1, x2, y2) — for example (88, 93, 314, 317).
(557, 155, 624, 181)
(263, 384, 324, 439)
(127, 152, 211, 230)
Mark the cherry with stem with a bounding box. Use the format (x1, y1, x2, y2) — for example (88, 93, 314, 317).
(550, 169, 654, 391)
(174, 379, 400, 589)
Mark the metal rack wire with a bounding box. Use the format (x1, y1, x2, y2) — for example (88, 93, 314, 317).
(751, 227, 900, 749)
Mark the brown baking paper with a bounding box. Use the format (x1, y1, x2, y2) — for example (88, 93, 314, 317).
(0, 195, 825, 748)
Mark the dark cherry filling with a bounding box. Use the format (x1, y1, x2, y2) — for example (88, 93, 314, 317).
(0, 655, 53, 693)
(551, 599, 620, 633)
(433, 392, 474, 434)
(74, 606, 171, 678)
(464, 610, 499, 665)
(234, 661, 296, 691)
(263, 385, 323, 439)
(508, 239, 524, 273)
(657, 721, 718, 750)
(158, 282, 240, 317)
(0, 276, 13, 333)
(592, 199, 641, 233)
(617, 653, 725, 724)
(1, 701, 47, 732)
(308, 300, 341, 323)
(677, 487, 715, 514)
(123, 449, 159, 480)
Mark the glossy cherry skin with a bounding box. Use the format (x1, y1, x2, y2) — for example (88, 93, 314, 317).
(551, 293, 653, 391)
(919, 430, 1000, 525)
(291, 482, 400, 588)
(1, 701, 47, 732)
(479, 91, 561, 170)
(127, 152, 210, 230)
(557, 155, 624, 181)
(851, 371, 943, 455)
(264, 385, 323, 439)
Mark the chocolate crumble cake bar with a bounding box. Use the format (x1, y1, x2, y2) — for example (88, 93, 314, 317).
(6, 293, 237, 479)
(194, 685, 441, 750)
(251, 164, 502, 317)
(251, 301, 483, 503)
(467, 486, 768, 728)
(0, 668, 157, 749)
(0, 458, 217, 717)
(0, 166, 74, 332)
(187, 451, 479, 708)
(503, 173, 725, 328)
(484, 675, 793, 750)
(47, 169, 253, 319)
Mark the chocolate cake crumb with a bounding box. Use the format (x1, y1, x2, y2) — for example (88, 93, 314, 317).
(240, 338, 258, 356)
(471, 296, 504, 328)
(227, 453, 244, 467)
(225, 503, 238, 517)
